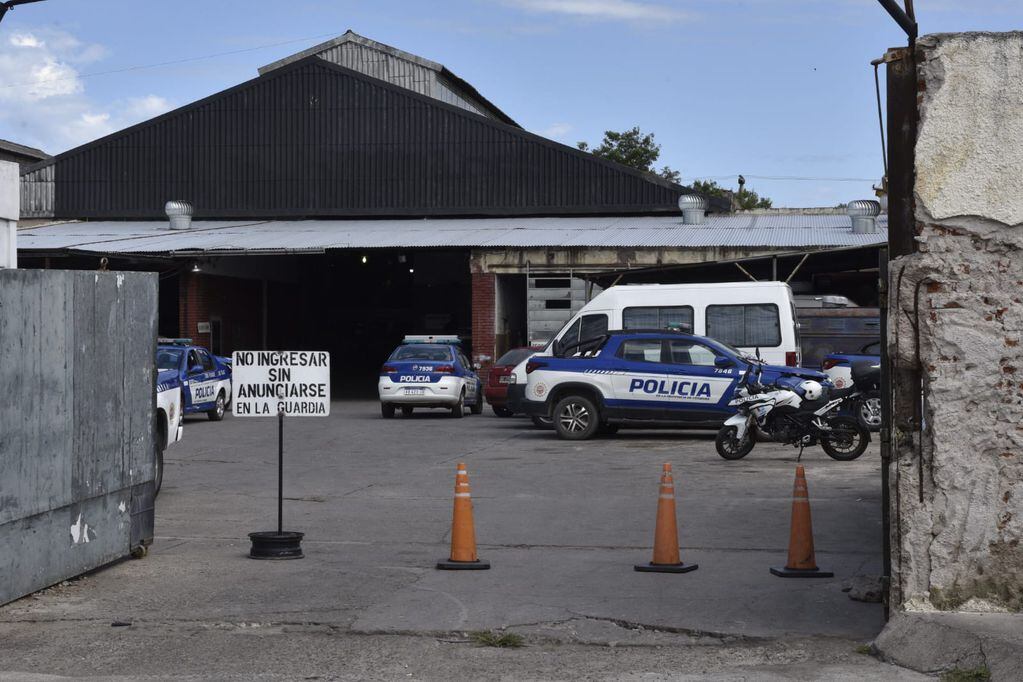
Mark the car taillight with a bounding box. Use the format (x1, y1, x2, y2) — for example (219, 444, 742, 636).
(786, 351, 798, 367)
(381, 364, 397, 374)
(821, 358, 840, 370)
(525, 360, 547, 374)
(434, 365, 454, 373)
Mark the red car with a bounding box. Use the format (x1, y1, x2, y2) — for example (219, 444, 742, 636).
(484, 347, 537, 417)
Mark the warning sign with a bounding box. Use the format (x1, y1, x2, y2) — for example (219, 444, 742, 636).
(231, 351, 331, 417)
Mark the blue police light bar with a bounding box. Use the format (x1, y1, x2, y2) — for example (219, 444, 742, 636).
(158, 337, 193, 346)
(402, 335, 462, 345)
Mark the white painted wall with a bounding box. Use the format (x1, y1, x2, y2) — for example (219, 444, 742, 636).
(0, 161, 19, 269)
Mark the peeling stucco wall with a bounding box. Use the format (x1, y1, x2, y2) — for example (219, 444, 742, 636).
(889, 32, 1023, 612)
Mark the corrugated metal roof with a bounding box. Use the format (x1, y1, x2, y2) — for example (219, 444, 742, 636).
(17, 214, 888, 255)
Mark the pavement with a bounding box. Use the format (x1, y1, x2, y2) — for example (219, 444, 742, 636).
(0, 401, 923, 680)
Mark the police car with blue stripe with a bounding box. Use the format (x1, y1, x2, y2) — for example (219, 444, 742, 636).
(378, 335, 483, 418)
(156, 339, 233, 421)
(521, 329, 827, 440)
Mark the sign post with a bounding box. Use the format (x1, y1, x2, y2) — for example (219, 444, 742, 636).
(231, 350, 330, 559)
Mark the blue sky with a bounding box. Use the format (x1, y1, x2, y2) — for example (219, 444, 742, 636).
(1, 0, 1020, 206)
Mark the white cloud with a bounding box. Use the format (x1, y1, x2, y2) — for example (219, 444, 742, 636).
(540, 122, 573, 139)
(504, 0, 690, 23)
(0, 29, 168, 153)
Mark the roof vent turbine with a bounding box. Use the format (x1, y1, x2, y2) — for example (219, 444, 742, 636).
(678, 194, 707, 225)
(847, 199, 881, 234)
(165, 200, 193, 230)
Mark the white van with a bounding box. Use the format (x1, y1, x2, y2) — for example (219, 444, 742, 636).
(506, 281, 801, 416)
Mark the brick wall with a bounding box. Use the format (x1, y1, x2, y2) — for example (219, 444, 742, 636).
(178, 272, 262, 353)
(178, 272, 209, 343)
(471, 272, 496, 384)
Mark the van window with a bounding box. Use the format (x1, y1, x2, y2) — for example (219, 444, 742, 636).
(555, 313, 608, 352)
(579, 314, 608, 341)
(706, 304, 781, 347)
(622, 306, 694, 331)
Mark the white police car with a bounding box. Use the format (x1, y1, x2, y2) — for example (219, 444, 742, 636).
(520, 329, 827, 440)
(378, 335, 483, 418)
(155, 370, 184, 495)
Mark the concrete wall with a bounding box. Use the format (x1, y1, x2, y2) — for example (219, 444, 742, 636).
(0, 269, 158, 606)
(1, 160, 17, 268)
(888, 32, 1023, 612)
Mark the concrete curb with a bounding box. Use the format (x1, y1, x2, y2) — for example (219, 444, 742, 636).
(873, 612, 1023, 680)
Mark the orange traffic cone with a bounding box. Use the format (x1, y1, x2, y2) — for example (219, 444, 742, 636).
(436, 462, 490, 570)
(635, 463, 698, 574)
(771, 465, 833, 578)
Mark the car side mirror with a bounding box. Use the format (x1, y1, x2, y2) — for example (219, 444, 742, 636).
(715, 356, 735, 368)
(189, 364, 204, 375)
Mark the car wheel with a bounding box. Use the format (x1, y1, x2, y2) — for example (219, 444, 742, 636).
(492, 405, 513, 417)
(451, 390, 465, 418)
(553, 395, 600, 440)
(401, 406, 414, 417)
(470, 389, 484, 415)
(207, 391, 226, 421)
(857, 393, 882, 431)
(530, 415, 553, 429)
(381, 403, 396, 419)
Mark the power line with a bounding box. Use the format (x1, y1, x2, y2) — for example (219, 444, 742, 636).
(692, 174, 877, 183)
(0, 31, 340, 90)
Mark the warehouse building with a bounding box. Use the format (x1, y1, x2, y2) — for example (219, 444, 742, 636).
(17, 32, 886, 390)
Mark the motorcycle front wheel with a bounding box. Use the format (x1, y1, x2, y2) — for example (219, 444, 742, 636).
(715, 425, 755, 460)
(821, 416, 870, 461)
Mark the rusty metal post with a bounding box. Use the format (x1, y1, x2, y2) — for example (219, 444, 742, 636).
(882, 44, 919, 615)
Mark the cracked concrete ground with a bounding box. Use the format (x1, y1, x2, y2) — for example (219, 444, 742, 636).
(0, 401, 921, 680)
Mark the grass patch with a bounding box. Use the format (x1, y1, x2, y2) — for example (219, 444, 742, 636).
(468, 630, 525, 648)
(940, 667, 991, 682)
(854, 644, 873, 655)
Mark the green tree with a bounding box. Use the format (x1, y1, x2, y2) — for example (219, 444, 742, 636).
(577, 126, 680, 184)
(691, 178, 773, 210)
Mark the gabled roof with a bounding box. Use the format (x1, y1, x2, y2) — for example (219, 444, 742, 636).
(21, 56, 714, 220)
(258, 30, 518, 127)
(0, 138, 49, 163)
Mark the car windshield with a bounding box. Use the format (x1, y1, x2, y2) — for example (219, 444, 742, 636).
(390, 345, 454, 362)
(156, 347, 184, 371)
(496, 348, 534, 366)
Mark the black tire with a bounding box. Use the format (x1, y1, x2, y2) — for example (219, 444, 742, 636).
(401, 406, 414, 417)
(821, 416, 870, 461)
(451, 391, 465, 418)
(552, 395, 600, 440)
(470, 389, 484, 415)
(154, 446, 164, 495)
(530, 415, 553, 429)
(715, 425, 755, 460)
(856, 392, 882, 432)
(598, 423, 620, 436)
(492, 406, 514, 417)
(207, 391, 226, 421)
(381, 403, 396, 419)
(154, 418, 166, 496)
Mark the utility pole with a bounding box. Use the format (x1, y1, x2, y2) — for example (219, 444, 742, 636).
(0, 0, 46, 26)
